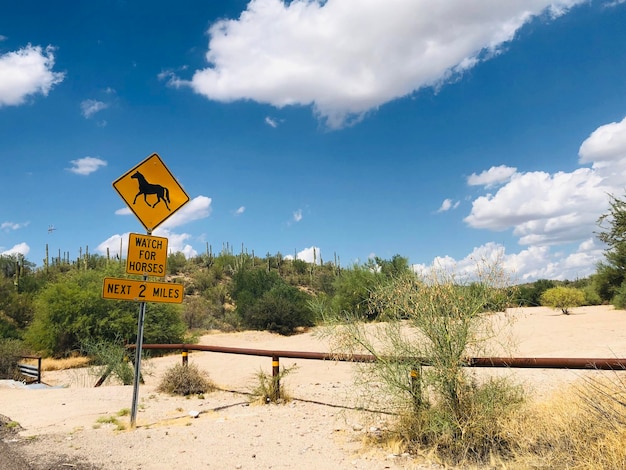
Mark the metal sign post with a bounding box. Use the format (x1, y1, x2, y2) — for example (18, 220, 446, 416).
(106, 153, 190, 429)
(130, 269, 149, 428)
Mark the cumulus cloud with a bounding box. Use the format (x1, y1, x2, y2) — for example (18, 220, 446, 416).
(80, 99, 108, 118)
(160, 196, 212, 229)
(167, 0, 584, 128)
(96, 233, 128, 259)
(578, 115, 626, 187)
(464, 168, 609, 246)
(467, 165, 517, 188)
(438, 198, 459, 212)
(112, 196, 211, 234)
(67, 157, 107, 175)
(96, 230, 198, 259)
(291, 246, 321, 264)
(0, 44, 65, 107)
(464, 115, 626, 251)
(234, 206, 245, 215)
(413, 238, 603, 283)
(152, 228, 198, 258)
(435, 114, 626, 282)
(1, 242, 30, 257)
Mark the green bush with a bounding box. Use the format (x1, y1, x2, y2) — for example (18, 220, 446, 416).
(25, 267, 186, 356)
(399, 377, 524, 463)
(231, 268, 313, 335)
(324, 262, 522, 466)
(0, 338, 26, 379)
(540, 286, 586, 314)
(82, 338, 134, 385)
(157, 363, 214, 396)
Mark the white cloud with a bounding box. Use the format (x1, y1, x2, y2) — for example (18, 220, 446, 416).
(1, 242, 30, 257)
(160, 196, 212, 229)
(96, 230, 198, 259)
(115, 207, 132, 216)
(464, 115, 626, 251)
(578, 115, 626, 187)
(293, 208, 303, 222)
(414, 239, 603, 283)
(1, 221, 28, 231)
(294, 246, 321, 264)
(234, 206, 245, 215)
(67, 156, 107, 175)
(438, 198, 459, 212)
(168, 0, 584, 128)
(433, 115, 626, 282)
(0, 44, 65, 107)
(464, 168, 609, 246)
(80, 99, 108, 118)
(467, 165, 517, 187)
(152, 229, 198, 258)
(96, 233, 128, 259)
(265, 116, 278, 127)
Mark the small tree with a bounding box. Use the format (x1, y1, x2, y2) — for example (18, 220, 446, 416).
(321, 260, 523, 464)
(540, 286, 586, 314)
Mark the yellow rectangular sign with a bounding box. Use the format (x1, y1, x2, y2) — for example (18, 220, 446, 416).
(102, 277, 184, 304)
(126, 233, 168, 277)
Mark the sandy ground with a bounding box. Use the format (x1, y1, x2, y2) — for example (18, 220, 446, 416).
(2, 305, 626, 469)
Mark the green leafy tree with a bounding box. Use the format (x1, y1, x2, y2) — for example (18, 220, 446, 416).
(540, 286, 586, 314)
(167, 252, 188, 275)
(330, 264, 381, 320)
(322, 262, 522, 464)
(231, 268, 313, 334)
(595, 193, 626, 306)
(0, 278, 35, 338)
(25, 267, 185, 356)
(374, 254, 410, 278)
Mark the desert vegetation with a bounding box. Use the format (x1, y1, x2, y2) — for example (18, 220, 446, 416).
(2, 192, 626, 467)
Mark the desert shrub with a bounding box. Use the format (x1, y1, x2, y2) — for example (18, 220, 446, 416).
(323, 261, 522, 466)
(0, 338, 26, 379)
(157, 363, 215, 396)
(231, 268, 313, 335)
(81, 337, 134, 385)
(330, 265, 381, 320)
(250, 364, 297, 404)
(398, 377, 524, 463)
(540, 286, 586, 314)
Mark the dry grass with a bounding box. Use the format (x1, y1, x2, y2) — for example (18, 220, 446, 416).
(41, 356, 90, 371)
(505, 375, 626, 469)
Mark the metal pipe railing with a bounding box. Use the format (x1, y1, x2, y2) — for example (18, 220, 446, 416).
(132, 343, 626, 371)
(111, 344, 625, 395)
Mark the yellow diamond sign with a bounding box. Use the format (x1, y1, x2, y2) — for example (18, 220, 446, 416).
(113, 153, 189, 231)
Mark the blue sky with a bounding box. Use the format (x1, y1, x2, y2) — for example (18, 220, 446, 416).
(1, 0, 626, 282)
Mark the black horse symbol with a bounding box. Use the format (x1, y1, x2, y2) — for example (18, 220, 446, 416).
(131, 171, 171, 211)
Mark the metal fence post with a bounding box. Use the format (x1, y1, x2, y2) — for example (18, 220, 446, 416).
(410, 366, 423, 409)
(272, 355, 280, 401)
(182, 348, 188, 366)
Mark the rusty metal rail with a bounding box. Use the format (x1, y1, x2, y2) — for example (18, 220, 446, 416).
(114, 343, 626, 396)
(132, 343, 626, 371)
